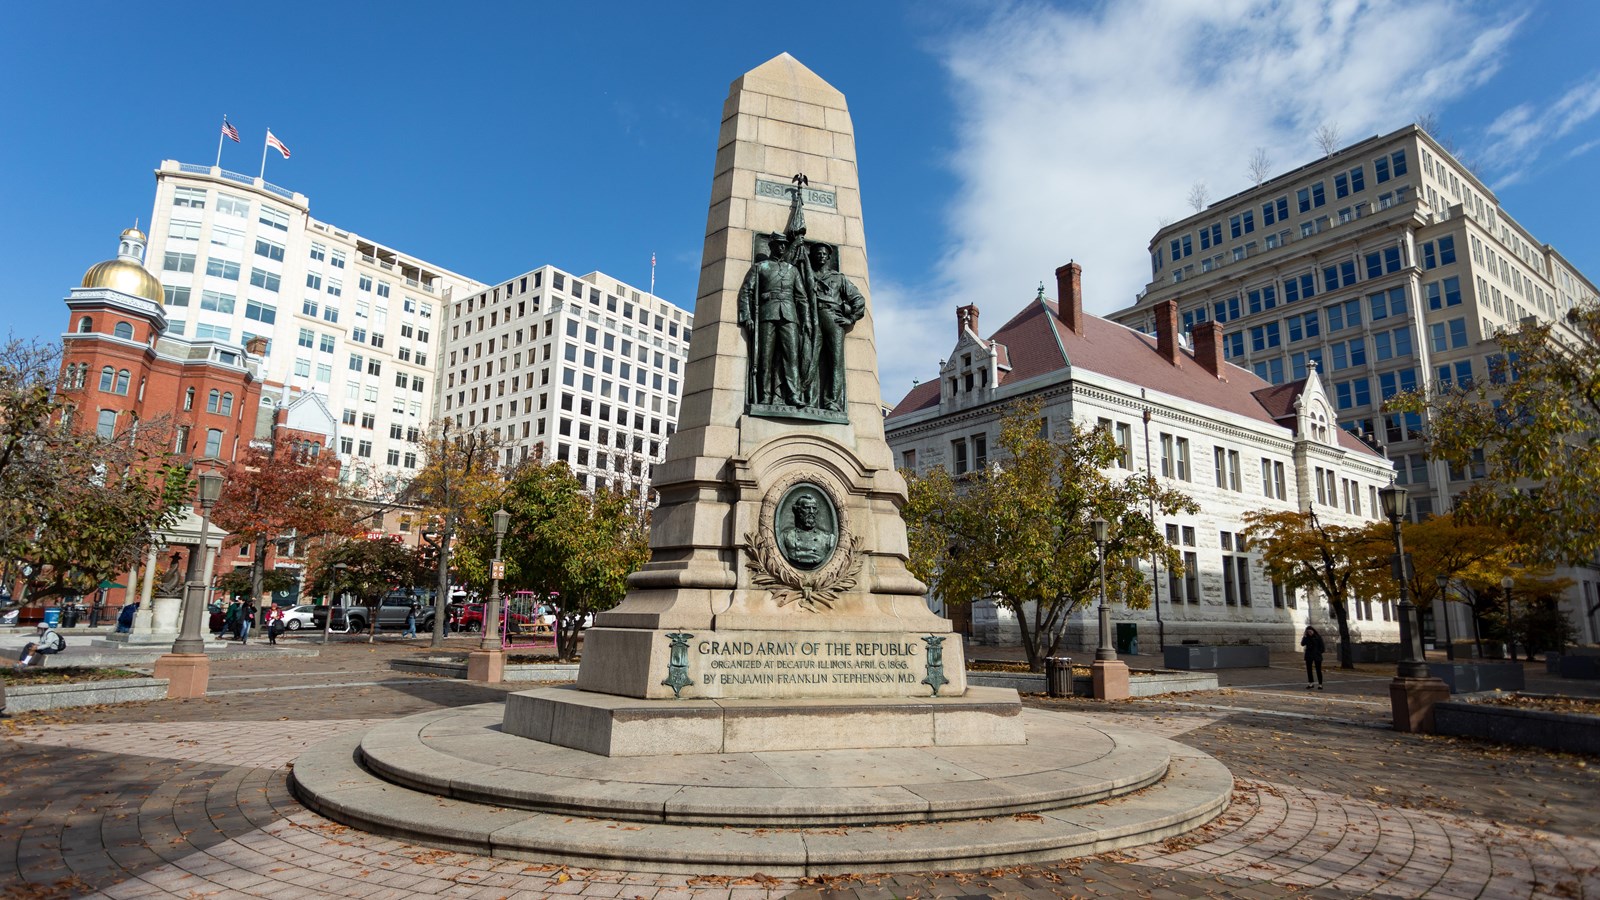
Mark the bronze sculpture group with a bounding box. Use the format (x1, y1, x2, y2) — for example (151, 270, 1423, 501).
(737, 177, 865, 420)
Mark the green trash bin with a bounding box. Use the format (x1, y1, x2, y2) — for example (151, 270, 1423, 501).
(1115, 622, 1139, 655)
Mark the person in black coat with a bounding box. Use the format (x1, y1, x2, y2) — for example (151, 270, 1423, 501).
(1301, 625, 1326, 689)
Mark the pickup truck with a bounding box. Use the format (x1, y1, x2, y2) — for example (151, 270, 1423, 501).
(316, 592, 435, 633)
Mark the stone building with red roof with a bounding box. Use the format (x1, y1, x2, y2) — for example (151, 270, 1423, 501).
(885, 262, 1397, 652)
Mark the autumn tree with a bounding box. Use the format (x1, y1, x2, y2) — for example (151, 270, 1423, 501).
(904, 401, 1198, 672)
(1242, 509, 1387, 669)
(1368, 514, 1528, 655)
(0, 338, 191, 608)
(307, 536, 428, 637)
(400, 422, 505, 646)
(1390, 305, 1600, 568)
(458, 452, 649, 660)
(210, 440, 349, 613)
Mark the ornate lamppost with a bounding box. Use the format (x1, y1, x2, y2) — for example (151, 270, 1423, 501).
(481, 508, 511, 653)
(1090, 517, 1114, 661)
(1377, 481, 1429, 678)
(172, 471, 224, 656)
(468, 508, 511, 683)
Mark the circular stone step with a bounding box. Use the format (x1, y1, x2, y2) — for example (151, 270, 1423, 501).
(355, 703, 1172, 825)
(291, 712, 1232, 876)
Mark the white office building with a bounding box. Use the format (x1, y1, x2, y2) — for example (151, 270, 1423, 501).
(141, 160, 483, 488)
(1109, 125, 1600, 644)
(886, 263, 1398, 652)
(441, 266, 693, 497)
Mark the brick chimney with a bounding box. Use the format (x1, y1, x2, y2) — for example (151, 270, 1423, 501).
(1192, 321, 1226, 380)
(956, 303, 980, 339)
(1154, 299, 1181, 366)
(1055, 262, 1084, 335)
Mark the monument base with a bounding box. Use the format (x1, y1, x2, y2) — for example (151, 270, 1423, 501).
(576, 626, 967, 700)
(465, 648, 505, 683)
(1091, 659, 1131, 700)
(505, 684, 1022, 757)
(152, 653, 210, 699)
(1390, 675, 1451, 734)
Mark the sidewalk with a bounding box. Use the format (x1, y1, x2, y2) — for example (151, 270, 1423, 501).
(1, 640, 1596, 899)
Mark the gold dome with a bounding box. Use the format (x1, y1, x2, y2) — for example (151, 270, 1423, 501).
(82, 258, 163, 305)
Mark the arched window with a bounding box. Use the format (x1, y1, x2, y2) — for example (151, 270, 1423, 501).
(204, 428, 223, 458)
(114, 369, 131, 396)
(96, 409, 117, 438)
(207, 389, 220, 413)
(113, 322, 134, 340)
(98, 366, 115, 391)
(60, 405, 75, 428)
(219, 392, 234, 416)
(184, 387, 195, 410)
(77, 317, 92, 333)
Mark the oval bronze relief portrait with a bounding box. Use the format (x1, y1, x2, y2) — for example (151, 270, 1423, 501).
(774, 483, 838, 571)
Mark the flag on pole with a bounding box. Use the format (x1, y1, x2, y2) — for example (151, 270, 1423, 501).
(221, 117, 240, 142)
(266, 130, 291, 159)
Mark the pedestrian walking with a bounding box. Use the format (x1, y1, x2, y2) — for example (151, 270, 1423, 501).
(225, 601, 241, 641)
(403, 602, 418, 639)
(1301, 625, 1326, 689)
(238, 606, 252, 645)
(266, 606, 283, 645)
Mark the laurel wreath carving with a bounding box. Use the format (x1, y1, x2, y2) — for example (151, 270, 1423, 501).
(745, 525, 863, 612)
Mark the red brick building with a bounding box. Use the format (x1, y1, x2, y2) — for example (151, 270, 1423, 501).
(53, 227, 269, 610)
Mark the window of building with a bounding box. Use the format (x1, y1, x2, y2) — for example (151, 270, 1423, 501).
(163, 251, 196, 273)
(204, 428, 223, 458)
(1213, 447, 1241, 491)
(951, 439, 969, 476)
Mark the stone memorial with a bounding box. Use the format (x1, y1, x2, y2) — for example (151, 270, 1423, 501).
(292, 55, 1231, 876)
(567, 52, 964, 707)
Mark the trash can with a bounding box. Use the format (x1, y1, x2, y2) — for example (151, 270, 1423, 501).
(61, 606, 81, 628)
(1115, 622, 1138, 655)
(43, 607, 62, 627)
(1045, 656, 1073, 698)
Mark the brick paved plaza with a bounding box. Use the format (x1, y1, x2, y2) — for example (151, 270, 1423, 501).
(2, 636, 1597, 899)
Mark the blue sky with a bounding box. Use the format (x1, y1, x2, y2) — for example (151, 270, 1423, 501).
(3, 1, 1598, 400)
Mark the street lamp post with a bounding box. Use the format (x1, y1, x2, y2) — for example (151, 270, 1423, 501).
(172, 472, 224, 655)
(1090, 517, 1115, 662)
(1378, 482, 1429, 679)
(482, 509, 510, 652)
(1435, 574, 1455, 661)
(1501, 575, 1516, 662)
(323, 562, 348, 645)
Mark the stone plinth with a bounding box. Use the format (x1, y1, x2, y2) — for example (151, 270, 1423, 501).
(1390, 676, 1451, 734)
(577, 628, 965, 701)
(505, 685, 1022, 757)
(1091, 659, 1130, 700)
(152, 652, 209, 699)
(465, 649, 505, 684)
(104, 594, 183, 645)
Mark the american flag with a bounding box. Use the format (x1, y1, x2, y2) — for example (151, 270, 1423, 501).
(221, 117, 239, 143)
(266, 129, 291, 159)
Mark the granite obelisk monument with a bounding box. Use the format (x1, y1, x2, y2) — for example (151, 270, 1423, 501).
(574, 53, 965, 702)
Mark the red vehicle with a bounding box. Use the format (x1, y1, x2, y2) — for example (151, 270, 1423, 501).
(452, 603, 532, 633)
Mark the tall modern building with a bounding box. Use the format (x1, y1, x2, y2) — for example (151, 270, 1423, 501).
(1110, 124, 1600, 643)
(441, 266, 693, 497)
(140, 160, 484, 488)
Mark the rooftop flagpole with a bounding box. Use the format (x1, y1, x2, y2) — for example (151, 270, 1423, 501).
(650, 251, 656, 298)
(260, 126, 270, 179)
(215, 114, 226, 168)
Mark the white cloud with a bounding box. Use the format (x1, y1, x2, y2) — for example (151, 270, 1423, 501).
(873, 0, 1520, 401)
(1480, 72, 1600, 184)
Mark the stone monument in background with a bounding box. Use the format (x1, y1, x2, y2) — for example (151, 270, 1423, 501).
(571, 52, 965, 704)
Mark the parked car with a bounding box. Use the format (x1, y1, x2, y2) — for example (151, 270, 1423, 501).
(279, 605, 317, 631)
(341, 592, 436, 633)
